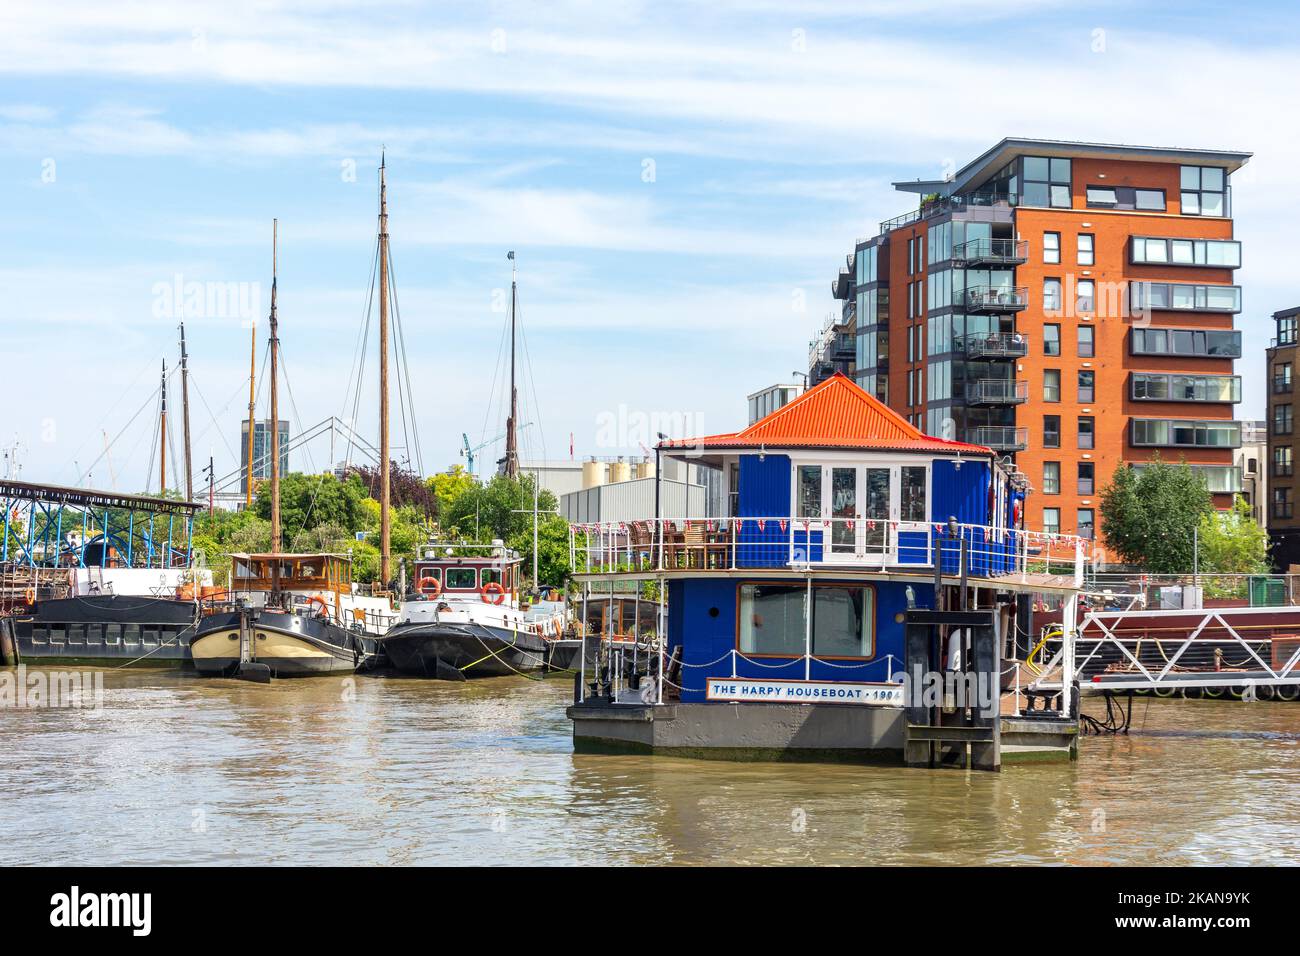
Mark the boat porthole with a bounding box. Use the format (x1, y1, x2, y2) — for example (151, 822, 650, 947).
(257, 633, 267, 641)
(708, 607, 720, 618)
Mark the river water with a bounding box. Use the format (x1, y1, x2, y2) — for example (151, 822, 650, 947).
(2, 666, 1297, 866)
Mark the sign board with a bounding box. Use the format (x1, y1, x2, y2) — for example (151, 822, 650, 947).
(705, 677, 903, 706)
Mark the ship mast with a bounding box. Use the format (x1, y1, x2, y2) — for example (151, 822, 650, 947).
(377, 156, 391, 587)
(179, 320, 193, 501)
(245, 317, 257, 507)
(158, 360, 167, 495)
(504, 250, 519, 479)
(268, 219, 282, 595)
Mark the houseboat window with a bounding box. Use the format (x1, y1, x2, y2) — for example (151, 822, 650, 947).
(738, 584, 874, 658)
(481, 568, 502, 586)
(444, 568, 478, 590)
(797, 465, 821, 518)
(813, 587, 874, 658)
(901, 466, 927, 521)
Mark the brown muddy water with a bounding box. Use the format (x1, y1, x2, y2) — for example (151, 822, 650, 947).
(1, 666, 1297, 866)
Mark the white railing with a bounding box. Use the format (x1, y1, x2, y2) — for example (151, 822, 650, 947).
(568, 517, 1088, 587)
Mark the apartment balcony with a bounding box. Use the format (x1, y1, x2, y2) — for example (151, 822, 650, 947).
(960, 285, 1029, 313)
(967, 426, 1029, 452)
(960, 331, 1029, 360)
(832, 267, 851, 300)
(965, 379, 1029, 406)
(951, 238, 1029, 267)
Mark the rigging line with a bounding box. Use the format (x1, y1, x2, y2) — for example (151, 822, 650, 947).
(165, 372, 182, 494)
(515, 287, 547, 465)
(144, 383, 162, 495)
(60, 352, 159, 479)
(386, 250, 421, 474)
(74, 382, 160, 488)
(479, 285, 511, 454)
(342, 231, 381, 471)
(187, 372, 242, 463)
(276, 345, 316, 475)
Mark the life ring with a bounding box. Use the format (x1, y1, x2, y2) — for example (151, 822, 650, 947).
(24, 587, 36, 604)
(481, 582, 506, 605)
(417, 576, 441, 598)
(306, 596, 330, 617)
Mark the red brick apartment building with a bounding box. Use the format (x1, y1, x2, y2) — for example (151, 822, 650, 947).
(819, 139, 1249, 556)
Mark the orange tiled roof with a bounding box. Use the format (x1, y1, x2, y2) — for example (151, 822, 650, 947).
(661, 373, 993, 455)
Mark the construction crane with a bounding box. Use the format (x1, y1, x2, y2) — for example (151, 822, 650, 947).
(461, 424, 532, 476)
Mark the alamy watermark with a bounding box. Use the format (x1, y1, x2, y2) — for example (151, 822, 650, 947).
(0, 664, 104, 709)
(152, 274, 262, 323)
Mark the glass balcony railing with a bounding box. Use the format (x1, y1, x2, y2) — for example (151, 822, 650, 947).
(960, 285, 1029, 312)
(951, 238, 1029, 266)
(965, 379, 1029, 405)
(960, 331, 1029, 359)
(967, 426, 1029, 452)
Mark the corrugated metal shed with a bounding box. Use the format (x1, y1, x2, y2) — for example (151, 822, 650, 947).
(561, 477, 705, 524)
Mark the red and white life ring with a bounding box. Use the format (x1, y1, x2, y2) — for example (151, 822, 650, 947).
(480, 582, 506, 605)
(417, 576, 442, 598)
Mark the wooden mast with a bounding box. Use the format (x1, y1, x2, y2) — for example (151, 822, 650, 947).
(268, 219, 281, 596)
(179, 320, 193, 501)
(158, 360, 167, 495)
(377, 156, 391, 586)
(505, 250, 519, 479)
(245, 317, 257, 507)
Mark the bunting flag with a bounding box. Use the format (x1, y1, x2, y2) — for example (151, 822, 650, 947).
(734, 518, 744, 532)
(706, 519, 715, 533)
(867, 519, 876, 531)
(845, 519, 855, 531)
(935, 524, 945, 536)
(757, 519, 766, 532)
(779, 519, 789, 533)
(800, 518, 810, 531)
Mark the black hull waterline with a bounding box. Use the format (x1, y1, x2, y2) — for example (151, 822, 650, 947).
(379, 621, 555, 679)
(191, 610, 378, 678)
(3, 595, 200, 666)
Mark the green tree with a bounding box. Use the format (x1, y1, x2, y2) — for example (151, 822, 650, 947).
(1197, 494, 1268, 574)
(1099, 455, 1213, 572)
(427, 465, 477, 526)
(441, 473, 557, 543)
(255, 472, 367, 545)
(508, 513, 572, 588)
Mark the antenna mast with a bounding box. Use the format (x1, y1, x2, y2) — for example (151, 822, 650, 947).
(159, 360, 168, 495)
(245, 317, 257, 507)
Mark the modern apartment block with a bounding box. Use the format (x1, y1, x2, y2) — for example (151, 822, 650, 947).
(828, 138, 1249, 550)
(1266, 307, 1300, 567)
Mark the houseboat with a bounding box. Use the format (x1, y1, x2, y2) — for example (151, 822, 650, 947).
(380, 541, 571, 679)
(566, 374, 1088, 769)
(190, 552, 393, 677)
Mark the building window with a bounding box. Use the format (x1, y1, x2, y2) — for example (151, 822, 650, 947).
(1044, 369, 1061, 402)
(1086, 185, 1166, 211)
(1043, 462, 1060, 495)
(1043, 232, 1060, 264)
(1044, 415, 1061, 449)
(797, 465, 821, 518)
(1181, 165, 1227, 217)
(1044, 323, 1061, 356)
(1077, 509, 1095, 540)
(1131, 373, 1241, 403)
(1078, 371, 1095, 402)
(1272, 487, 1293, 520)
(1131, 419, 1242, 448)
(1043, 278, 1062, 313)
(1076, 279, 1095, 313)
(1130, 327, 1242, 357)
(738, 584, 874, 658)
(1274, 446, 1293, 478)
(1043, 508, 1061, 536)
(1129, 281, 1241, 314)
(1022, 156, 1071, 208)
(1131, 236, 1240, 268)
(1277, 363, 1294, 394)
(1275, 404, 1293, 436)
(1077, 233, 1094, 266)
(1078, 416, 1095, 449)
(1279, 316, 1299, 346)
(1078, 462, 1095, 495)
(1078, 325, 1095, 357)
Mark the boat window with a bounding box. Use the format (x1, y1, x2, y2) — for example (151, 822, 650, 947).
(738, 584, 875, 658)
(901, 466, 927, 521)
(481, 568, 501, 586)
(444, 568, 478, 590)
(797, 465, 821, 518)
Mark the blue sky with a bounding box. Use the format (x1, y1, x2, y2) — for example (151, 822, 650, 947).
(1, 0, 1296, 494)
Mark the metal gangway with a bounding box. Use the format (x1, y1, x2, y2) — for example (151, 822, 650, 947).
(1026, 591, 1300, 700)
